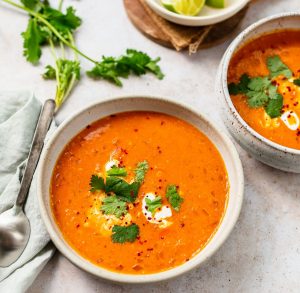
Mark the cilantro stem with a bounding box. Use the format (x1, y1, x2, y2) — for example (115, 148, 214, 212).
(1, 0, 98, 64)
(58, 0, 63, 11)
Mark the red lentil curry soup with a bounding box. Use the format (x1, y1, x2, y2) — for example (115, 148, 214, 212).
(51, 111, 229, 274)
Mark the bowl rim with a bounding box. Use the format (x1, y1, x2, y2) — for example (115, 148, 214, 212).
(144, 0, 250, 23)
(37, 95, 244, 283)
(221, 12, 300, 155)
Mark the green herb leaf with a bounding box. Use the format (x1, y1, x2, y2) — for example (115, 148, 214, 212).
(50, 59, 81, 108)
(87, 50, 164, 86)
(145, 196, 162, 214)
(267, 55, 292, 78)
(105, 176, 140, 202)
(134, 160, 149, 183)
(90, 175, 105, 192)
(106, 166, 127, 177)
(42, 6, 82, 40)
(293, 79, 300, 86)
(101, 195, 127, 218)
(112, 224, 139, 243)
(42, 65, 56, 79)
(21, 0, 40, 10)
(228, 74, 250, 95)
(246, 77, 271, 107)
(21, 18, 45, 64)
(166, 185, 183, 212)
(265, 93, 283, 118)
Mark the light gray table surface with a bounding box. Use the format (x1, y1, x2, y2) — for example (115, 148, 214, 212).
(1, 0, 300, 292)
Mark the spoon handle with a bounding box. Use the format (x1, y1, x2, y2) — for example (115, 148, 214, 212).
(16, 99, 56, 208)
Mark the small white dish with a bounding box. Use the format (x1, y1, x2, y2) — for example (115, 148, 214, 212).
(37, 96, 244, 283)
(216, 13, 300, 173)
(144, 0, 249, 26)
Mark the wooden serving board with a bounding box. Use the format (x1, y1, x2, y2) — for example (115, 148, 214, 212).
(124, 0, 249, 53)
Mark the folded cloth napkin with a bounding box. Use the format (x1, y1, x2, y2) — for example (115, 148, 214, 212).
(0, 91, 55, 293)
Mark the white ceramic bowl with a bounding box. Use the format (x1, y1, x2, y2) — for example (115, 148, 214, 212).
(37, 96, 243, 283)
(216, 13, 300, 173)
(144, 0, 249, 26)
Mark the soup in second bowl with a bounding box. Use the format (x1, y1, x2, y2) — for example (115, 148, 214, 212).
(228, 30, 300, 150)
(51, 111, 229, 274)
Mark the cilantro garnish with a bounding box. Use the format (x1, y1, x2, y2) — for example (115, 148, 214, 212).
(101, 195, 127, 218)
(145, 196, 162, 214)
(112, 224, 139, 243)
(134, 160, 149, 183)
(228, 55, 291, 118)
(106, 166, 127, 177)
(90, 175, 105, 192)
(166, 185, 183, 212)
(105, 177, 140, 203)
(267, 55, 292, 78)
(87, 49, 164, 87)
(294, 79, 300, 86)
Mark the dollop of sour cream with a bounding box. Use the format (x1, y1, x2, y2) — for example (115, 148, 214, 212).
(142, 193, 172, 228)
(105, 159, 120, 171)
(281, 110, 300, 131)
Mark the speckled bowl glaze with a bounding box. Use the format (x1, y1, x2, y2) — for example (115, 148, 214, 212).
(144, 0, 249, 26)
(37, 96, 244, 283)
(216, 13, 300, 173)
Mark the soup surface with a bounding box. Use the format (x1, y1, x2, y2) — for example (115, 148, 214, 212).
(228, 30, 300, 150)
(51, 111, 228, 274)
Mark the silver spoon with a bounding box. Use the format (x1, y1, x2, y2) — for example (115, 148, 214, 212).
(0, 99, 55, 267)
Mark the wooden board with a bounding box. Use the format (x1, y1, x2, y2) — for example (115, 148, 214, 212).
(124, 0, 249, 53)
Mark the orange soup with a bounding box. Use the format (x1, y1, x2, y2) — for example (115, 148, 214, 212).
(51, 112, 228, 274)
(228, 30, 300, 150)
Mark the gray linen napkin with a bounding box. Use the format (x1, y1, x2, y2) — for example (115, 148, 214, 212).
(0, 91, 55, 293)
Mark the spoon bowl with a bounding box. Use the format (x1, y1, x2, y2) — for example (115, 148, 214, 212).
(0, 207, 30, 267)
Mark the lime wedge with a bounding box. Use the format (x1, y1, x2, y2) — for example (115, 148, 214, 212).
(205, 0, 225, 9)
(162, 0, 206, 16)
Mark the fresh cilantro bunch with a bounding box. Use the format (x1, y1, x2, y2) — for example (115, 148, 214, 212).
(87, 49, 164, 87)
(228, 55, 293, 118)
(2, 0, 164, 109)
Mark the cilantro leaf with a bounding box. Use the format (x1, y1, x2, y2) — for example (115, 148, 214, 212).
(145, 196, 162, 214)
(42, 65, 56, 79)
(265, 94, 283, 118)
(21, 18, 45, 64)
(87, 50, 164, 86)
(42, 6, 82, 40)
(48, 59, 80, 107)
(134, 160, 149, 183)
(112, 224, 139, 243)
(228, 74, 250, 95)
(90, 175, 105, 192)
(106, 166, 127, 177)
(246, 77, 271, 107)
(101, 195, 127, 218)
(166, 185, 183, 212)
(294, 79, 300, 86)
(105, 176, 140, 202)
(21, 0, 40, 10)
(267, 55, 292, 78)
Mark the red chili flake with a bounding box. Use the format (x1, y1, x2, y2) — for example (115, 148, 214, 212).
(186, 258, 190, 262)
(146, 116, 150, 120)
(287, 86, 291, 92)
(145, 206, 148, 210)
(137, 252, 141, 256)
(158, 150, 162, 154)
(294, 102, 299, 106)
(158, 220, 162, 223)
(154, 191, 158, 195)
(133, 202, 139, 207)
(161, 236, 164, 239)
(76, 224, 80, 228)
(161, 121, 165, 125)
(159, 179, 162, 182)
(134, 129, 138, 132)
(147, 248, 153, 251)
(147, 217, 152, 220)
(76, 211, 80, 215)
(110, 114, 116, 118)
(144, 240, 147, 243)
(150, 167, 153, 170)
(288, 114, 291, 118)
(137, 236, 141, 240)
(86, 125, 91, 129)
(158, 186, 162, 190)
(181, 223, 185, 228)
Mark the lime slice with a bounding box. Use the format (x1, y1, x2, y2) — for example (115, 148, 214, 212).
(205, 0, 225, 9)
(162, 0, 206, 16)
